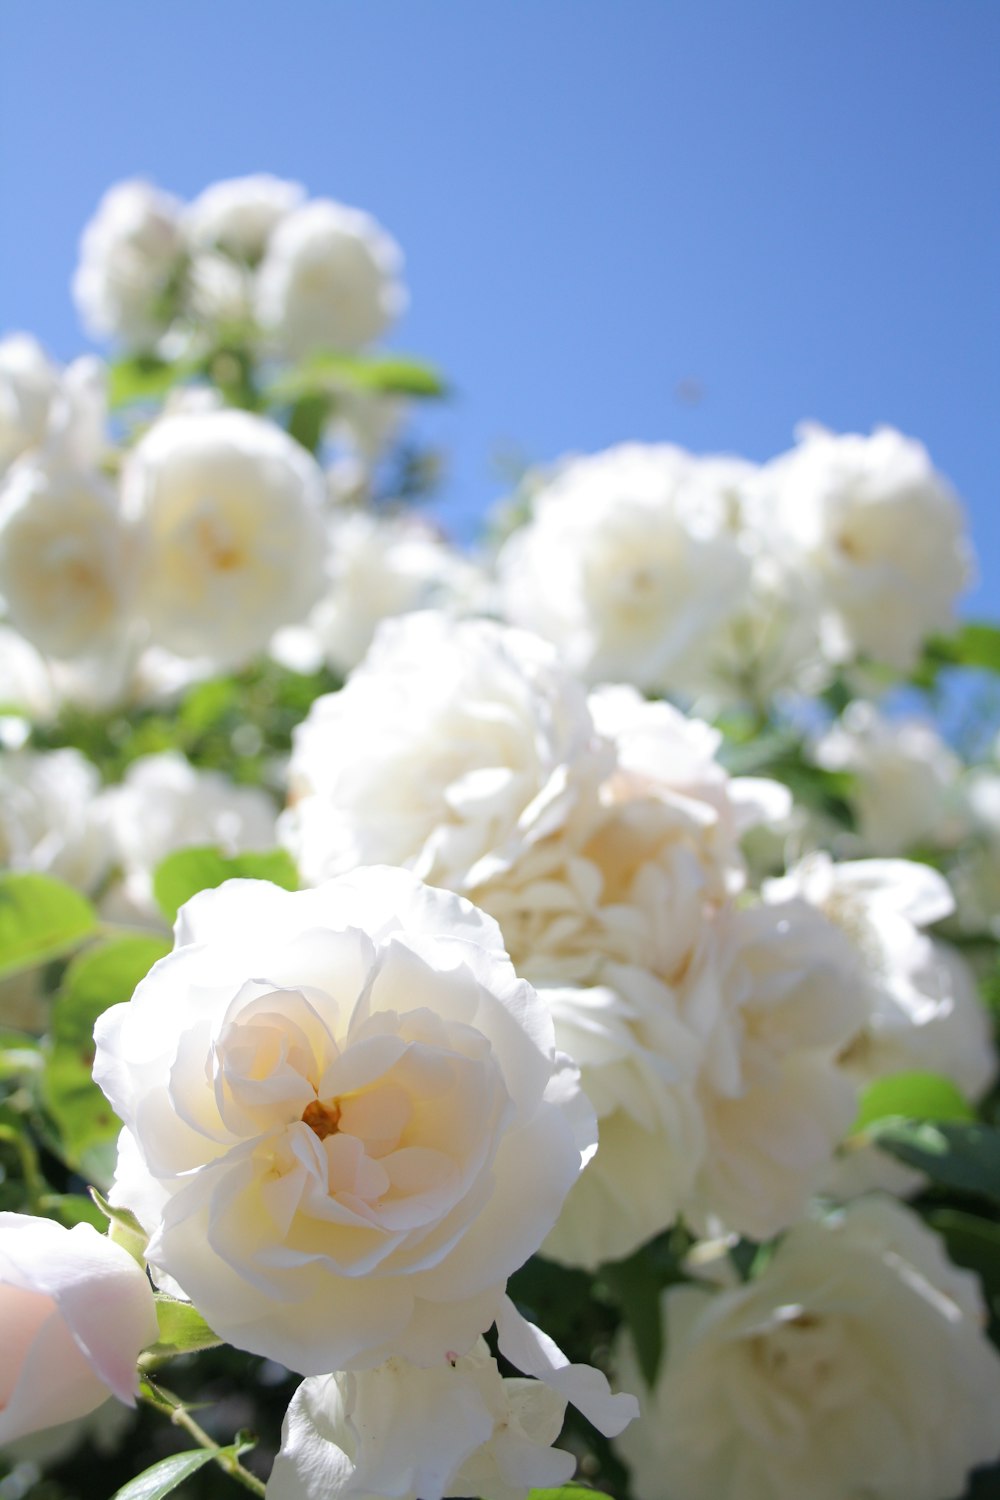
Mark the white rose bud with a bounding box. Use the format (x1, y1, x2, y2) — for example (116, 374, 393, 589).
(93, 868, 596, 1374)
(256, 198, 406, 357)
(613, 1199, 1000, 1500)
(0, 1214, 158, 1446)
(121, 409, 326, 667)
(73, 180, 186, 350)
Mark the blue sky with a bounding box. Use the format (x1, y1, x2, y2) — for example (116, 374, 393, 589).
(1, 1, 997, 610)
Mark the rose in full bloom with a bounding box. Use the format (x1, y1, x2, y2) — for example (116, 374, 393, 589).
(267, 1342, 574, 1500)
(73, 180, 187, 350)
(93, 868, 595, 1373)
(812, 701, 967, 856)
(99, 751, 278, 921)
(0, 1214, 157, 1446)
(183, 174, 305, 261)
(752, 424, 972, 671)
(0, 456, 136, 660)
(496, 443, 752, 691)
(613, 1198, 1000, 1500)
(255, 199, 406, 357)
(281, 614, 611, 892)
(121, 409, 326, 667)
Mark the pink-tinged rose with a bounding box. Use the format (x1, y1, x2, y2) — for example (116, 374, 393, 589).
(0, 1214, 157, 1444)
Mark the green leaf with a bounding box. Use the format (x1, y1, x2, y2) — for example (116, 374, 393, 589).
(288, 391, 333, 454)
(853, 1071, 975, 1134)
(141, 1296, 221, 1364)
(267, 350, 448, 404)
(109, 1448, 219, 1500)
(599, 1249, 663, 1388)
(43, 936, 169, 1180)
(528, 1489, 615, 1500)
(0, 1029, 42, 1078)
(108, 355, 196, 410)
(872, 1121, 1000, 1202)
(153, 846, 299, 925)
(927, 622, 1000, 675)
(0, 873, 98, 980)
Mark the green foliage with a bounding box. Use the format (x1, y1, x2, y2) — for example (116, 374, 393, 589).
(598, 1247, 665, 1388)
(266, 350, 448, 404)
(853, 1071, 976, 1133)
(91, 1186, 150, 1263)
(108, 355, 199, 410)
(528, 1490, 615, 1500)
(0, 873, 98, 980)
(153, 845, 299, 924)
(142, 1297, 222, 1365)
(42, 936, 169, 1180)
(110, 1448, 228, 1500)
(872, 1121, 1000, 1203)
(718, 728, 856, 826)
(926, 622, 1000, 677)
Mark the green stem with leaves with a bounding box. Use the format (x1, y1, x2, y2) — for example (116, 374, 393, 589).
(139, 1378, 267, 1498)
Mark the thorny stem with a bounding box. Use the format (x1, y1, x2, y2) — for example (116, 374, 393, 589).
(139, 1377, 267, 1498)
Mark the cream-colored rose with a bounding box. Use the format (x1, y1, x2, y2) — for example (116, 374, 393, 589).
(0, 1214, 157, 1446)
(93, 868, 595, 1374)
(614, 1198, 1000, 1500)
(256, 199, 406, 357)
(0, 457, 136, 660)
(183, 174, 305, 261)
(812, 701, 967, 855)
(281, 614, 611, 891)
(99, 752, 278, 921)
(753, 425, 972, 671)
(496, 444, 753, 691)
(121, 409, 326, 667)
(73, 180, 186, 350)
(267, 1342, 574, 1500)
(676, 899, 865, 1239)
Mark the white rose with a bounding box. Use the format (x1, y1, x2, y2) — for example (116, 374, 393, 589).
(121, 409, 326, 666)
(764, 854, 995, 1197)
(753, 425, 972, 671)
(0, 747, 111, 893)
(0, 335, 59, 474)
(73, 180, 186, 350)
(812, 700, 967, 855)
(183, 174, 305, 260)
(613, 1198, 1000, 1500)
(281, 613, 611, 891)
(272, 511, 480, 678)
(539, 972, 704, 1268)
(256, 199, 406, 357)
(0, 1214, 157, 1446)
(676, 899, 865, 1238)
(496, 443, 753, 691)
(267, 1342, 574, 1500)
(186, 253, 255, 328)
(93, 868, 595, 1373)
(100, 751, 278, 920)
(0, 626, 58, 726)
(0, 456, 136, 660)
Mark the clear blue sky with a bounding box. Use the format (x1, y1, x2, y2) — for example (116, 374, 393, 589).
(1, 1, 997, 610)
